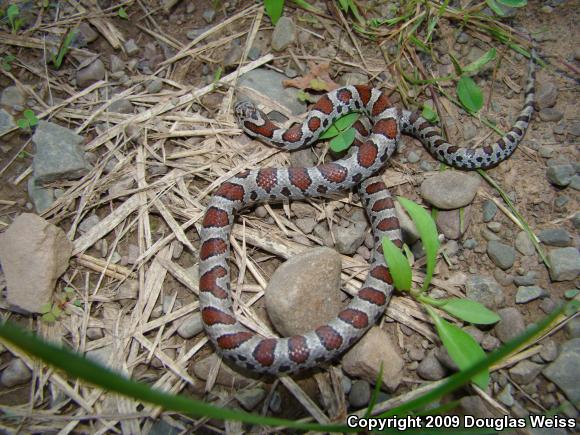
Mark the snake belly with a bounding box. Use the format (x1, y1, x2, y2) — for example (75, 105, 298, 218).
(199, 52, 536, 375)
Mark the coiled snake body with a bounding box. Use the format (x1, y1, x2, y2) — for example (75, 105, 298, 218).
(199, 54, 536, 375)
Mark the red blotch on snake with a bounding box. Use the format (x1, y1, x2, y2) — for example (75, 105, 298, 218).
(288, 336, 310, 364)
(253, 339, 277, 367)
(217, 332, 253, 350)
(375, 118, 398, 139)
(202, 307, 236, 325)
(370, 265, 394, 285)
(318, 163, 348, 183)
(199, 266, 228, 299)
(338, 308, 369, 329)
(215, 182, 245, 202)
(288, 167, 312, 190)
(203, 207, 230, 228)
(315, 325, 343, 350)
(357, 140, 379, 168)
(358, 287, 387, 306)
(200, 238, 227, 260)
(256, 168, 278, 193)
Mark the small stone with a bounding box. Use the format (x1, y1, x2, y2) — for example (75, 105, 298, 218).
(516, 286, 548, 304)
(0, 214, 72, 313)
(572, 213, 580, 230)
(481, 334, 500, 351)
(539, 108, 564, 122)
(463, 239, 477, 250)
(27, 178, 55, 213)
(78, 22, 98, 43)
(487, 222, 502, 233)
(147, 78, 163, 93)
(269, 391, 282, 413)
(110, 54, 124, 73)
(514, 272, 537, 286)
(465, 275, 504, 309)
(493, 269, 513, 287)
(193, 354, 251, 388)
(538, 228, 571, 247)
(356, 245, 370, 260)
(79, 214, 100, 234)
(202, 9, 216, 23)
(124, 39, 140, 55)
(487, 240, 516, 270)
(555, 195, 570, 209)
(348, 380, 371, 408)
(463, 326, 484, 343)
(420, 172, 480, 209)
(1, 358, 32, 387)
(407, 151, 420, 163)
(394, 202, 419, 244)
(340, 72, 368, 86)
(295, 217, 316, 234)
(539, 146, 555, 158)
(417, 349, 447, 380)
(0, 108, 16, 135)
(535, 81, 558, 109)
(332, 214, 367, 255)
(223, 43, 243, 68)
(482, 200, 497, 222)
(271, 17, 296, 51)
(547, 164, 574, 187)
(509, 360, 543, 384)
(543, 338, 580, 403)
(566, 316, 580, 338)
(497, 383, 514, 407)
(420, 160, 434, 172)
(570, 174, 580, 190)
(540, 340, 558, 362)
(235, 388, 266, 411)
(463, 122, 477, 140)
(460, 395, 494, 419)
(254, 205, 268, 218)
(481, 228, 500, 241)
(76, 58, 105, 88)
(266, 248, 342, 336)
(109, 99, 133, 114)
(342, 327, 404, 392)
(515, 231, 535, 256)
(177, 313, 203, 339)
(547, 247, 580, 281)
(1, 85, 25, 109)
(495, 308, 525, 343)
(408, 346, 426, 361)
(436, 206, 472, 240)
(86, 327, 104, 340)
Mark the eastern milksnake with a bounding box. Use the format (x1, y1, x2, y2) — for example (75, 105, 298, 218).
(199, 53, 535, 375)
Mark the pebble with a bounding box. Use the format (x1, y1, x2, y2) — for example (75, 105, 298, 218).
(0, 214, 72, 313)
(235, 388, 266, 411)
(481, 334, 500, 351)
(109, 99, 133, 114)
(348, 380, 371, 408)
(419, 160, 434, 172)
(465, 275, 504, 309)
(341, 373, 352, 394)
(514, 271, 537, 286)
(554, 195, 569, 209)
(462, 122, 477, 140)
(0, 358, 32, 387)
(538, 228, 571, 247)
(416, 349, 447, 380)
(572, 212, 580, 230)
(27, 178, 55, 213)
(110, 54, 124, 72)
(76, 58, 105, 88)
(566, 316, 580, 338)
(538, 108, 564, 122)
(436, 206, 472, 240)
(487, 222, 502, 233)
(313, 222, 333, 247)
(340, 72, 368, 86)
(547, 247, 580, 281)
(32, 121, 87, 182)
(540, 340, 559, 362)
(193, 354, 251, 388)
(481, 228, 500, 241)
(497, 383, 514, 407)
(356, 245, 370, 260)
(463, 326, 484, 343)
(460, 395, 494, 419)
(486, 240, 516, 270)
(223, 43, 243, 68)
(539, 146, 555, 158)
(516, 286, 548, 304)
(0, 108, 16, 135)
(202, 8, 216, 23)
(407, 151, 420, 163)
(177, 313, 203, 339)
(463, 239, 477, 250)
(1, 85, 25, 109)
(570, 174, 580, 190)
(509, 360, 543, 384)
(495, 308, 525, 343)
(79, 214, 100, 234)
(493, 269, 513, 287)
(78, 22, 98, 44)
(515, 231, 535, 256)
(269, 391, 282, 413)
(482, 200, 497, 222)
(332, 211, 367, 255)
(547, 164, 575, 187)
(543, 338, 580, 404)
(254, 205, 268, 218)
(295, 217, 316, 234)
(271, 17, 296, 51)
(535, 81, 558, 109)
(86, 327, 104, 340)
(435, 346, 459, 372)
(265, 248, 342, 336)
(420, 172, 480, 209)
(342, 327, 404, 392)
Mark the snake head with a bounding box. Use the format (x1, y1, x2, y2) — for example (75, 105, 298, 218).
(234, 101, 261, 123)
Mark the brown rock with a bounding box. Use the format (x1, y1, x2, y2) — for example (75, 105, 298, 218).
(342, 327, 404, 392)
(0, 214, 72, 313)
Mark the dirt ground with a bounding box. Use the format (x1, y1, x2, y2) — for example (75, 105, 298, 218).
(0, 0, 578, 433)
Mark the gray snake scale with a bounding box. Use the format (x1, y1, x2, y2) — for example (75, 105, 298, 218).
(199, 53, 536, 375)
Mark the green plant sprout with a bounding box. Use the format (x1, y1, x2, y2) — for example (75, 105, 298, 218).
(319, 113, 359, 153)
(16, 109, 39, 129)
(487, 0, 527, 17)
(118, 6, 128, 19)
(52, 28, 77, 69)
(1, 54, 15, 71)
(6, 4, 23, 33)
(382, 197, 501, 389)
(39, 287, 81, 323)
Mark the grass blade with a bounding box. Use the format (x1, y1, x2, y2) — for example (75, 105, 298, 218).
(382, 237, 412, 291)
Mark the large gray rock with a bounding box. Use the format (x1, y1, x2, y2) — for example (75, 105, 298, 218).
(0, 214, 72, 313)
(265, 247, 343, 336)
(495, 308, 525, 343)
(538, 228, 571, 247)
(543, 338, 580, 403)
(465, 275, 504, 309)
(0, 358, 31, 387)
(547, 247, 580, 281)
(32, 121, 88, 182)
(420, 171, 480, 209)
(76, 58, 105, 88)
(486, 240, 516, 270)
(238, 69, 306, 116)
(271, 17, 296, 51)
(509, 360, 543, 385)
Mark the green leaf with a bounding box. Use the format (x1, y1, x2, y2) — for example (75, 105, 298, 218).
(421, 103, 438, 123)
(319, 113, 359, 139)
(118, 6, 128, 19)
(52, 306, 62, 318)
(7, 4, 19, 22)
(397, 197, 439, 291)
(42, 312, 57, 323)
(439, 298, 500, 324)
(16, 118, 29, 129)
(0, 321, 350, 432)
(463, 48, 496, 74)
(329, 127, 355, 153)
(23, 109, 38, 126)
(52, 28, 77, 69)
(39, 303, 52, 314)
(497, 0, 527, 6)
(427, 307, 489, 389)
(457, 76, 483, 113)
(264, 0, 284, 25)
(309, 77, 329, 91)
(564, 289, 580, 299)
(485, 0, 507, 16)
(448, 52, 463, 75)
(381, 237, 412, 291)
(337, 0, 349, 10)
(64, 286, 75, 294)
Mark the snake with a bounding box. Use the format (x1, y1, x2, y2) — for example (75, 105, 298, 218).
(198, 52, 536, 375)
